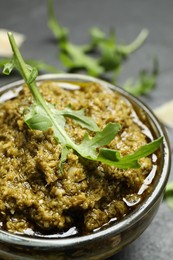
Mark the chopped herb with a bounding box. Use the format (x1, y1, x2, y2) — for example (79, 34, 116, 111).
(3, 32, 163, 171)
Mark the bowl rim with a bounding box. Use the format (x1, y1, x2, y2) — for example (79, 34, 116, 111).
(0, 73, 171, 248)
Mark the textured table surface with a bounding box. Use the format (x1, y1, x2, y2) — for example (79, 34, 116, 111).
(0, 1, 173, 259)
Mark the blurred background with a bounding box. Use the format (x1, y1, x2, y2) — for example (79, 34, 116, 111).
(0, 0, 173, 259)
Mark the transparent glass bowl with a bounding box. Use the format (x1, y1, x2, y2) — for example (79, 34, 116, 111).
(0, 74, 171, 260)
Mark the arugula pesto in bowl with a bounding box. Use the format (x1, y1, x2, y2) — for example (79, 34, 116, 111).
(0, 74, 170, 260)
(0, 33, 171, 260)
(0, 77, 161, 236)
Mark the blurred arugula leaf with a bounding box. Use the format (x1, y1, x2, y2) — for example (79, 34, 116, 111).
(93, 29, 123, 72)
(46, 0, 157, 96)
(88, 27, 149, 82)
(0, 0, 159, 99)
(59, 42, 104, 76)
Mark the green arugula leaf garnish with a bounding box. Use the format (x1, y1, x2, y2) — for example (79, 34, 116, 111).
(78, 123, 121, 159)
(58, 106, 99, 132)
(164, 181, 173, 210)
(3, 32, 162, 171)
(97, 137, 163, 168)
(25, 102, 99, 132)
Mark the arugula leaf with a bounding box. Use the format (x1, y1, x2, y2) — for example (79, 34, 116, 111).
(164, 181, 173, 210)
(78, 123, 121, 158)
(59, 42, 104, 76)
(4, 32, 163, 171)
(89, 28, 149, 72)
(97, 136, 163, 168)
(47, 0, 158, 97)
(90, 27, 149, 55)
(97, 30, 123, 72)
(58, 27, 148, 79)
(123, 58, 159, 96)
(25, 102, 99, 132)
(24, 104, 54, 130)
(59, 107, 99, 131)
(90, 27, 106, 46)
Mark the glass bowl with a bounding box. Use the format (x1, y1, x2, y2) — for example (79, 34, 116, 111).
(0, 74, 171, 260)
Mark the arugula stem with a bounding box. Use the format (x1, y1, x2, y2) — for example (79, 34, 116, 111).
(8, 32, 76, 146)
(8, 32, 43, 106)
(117, 29, 149, 54)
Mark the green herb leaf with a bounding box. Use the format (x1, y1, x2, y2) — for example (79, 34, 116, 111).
(97, 148, 140, 168)
(90, 28, 149, 55)
(164, 181, 173, 210)
(60, 42, 104, 76)
(89, 27, 149, 82)
(59, 107, 100, 132)
(47, 0, 155, 95)
(90, 27, 106, 46)
(89, 27, 123, 77)
(97, 136, 163, 168)
(25, 102, 99, 133)
(24, 104, 53, 130)
(78, 123, 121, 158)
(98, 30, 123, 72)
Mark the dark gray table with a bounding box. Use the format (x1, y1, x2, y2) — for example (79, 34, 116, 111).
(0, 1, 173, 259)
